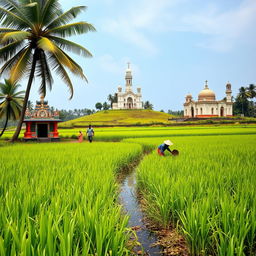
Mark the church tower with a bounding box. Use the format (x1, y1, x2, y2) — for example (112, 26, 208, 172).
(112, 62, 143, 110)
(125, 62, 132, 92)
(226, 82, 232, 102)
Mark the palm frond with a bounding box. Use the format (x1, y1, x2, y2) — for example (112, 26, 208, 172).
(0, 28, 18, 33)
(49, 53, 74, 99)
(0, 46, 28, 76)
(9, 100, 22, 119)
(10, 47, 32, 82)
(0, 31, 31, 43)
(59, 49, 87, 81)
(0, 6, 30, 29)
(37, 36, 57, 52)
(41, 0, 62, 25)
(46, 6, 87, 29)
(0, 0, 34, 27)
(49, 36, 93, 57)
(36, 49, 53, 96)
(0, 41, 26, 63)
(47, 22, 96, 37)
(21, 0, 40, 25)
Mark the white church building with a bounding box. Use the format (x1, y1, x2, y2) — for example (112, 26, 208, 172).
(184, 81, 233, 118)
(112, 63, 143, 110)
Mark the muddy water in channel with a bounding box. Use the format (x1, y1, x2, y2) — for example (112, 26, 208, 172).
(119, 170, 163, 255)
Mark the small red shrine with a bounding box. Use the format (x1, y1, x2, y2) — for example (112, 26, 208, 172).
(23, 96, 61, 141)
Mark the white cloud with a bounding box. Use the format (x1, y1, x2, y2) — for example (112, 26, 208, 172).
(102, 0, 256, 53)
(102, 0, 180, 55)
(180, 0, 256, 51)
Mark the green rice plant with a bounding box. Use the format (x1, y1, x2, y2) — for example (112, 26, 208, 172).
(133, 135, 256, 255)
(0, 142, 142, 255)
(1, 124, 256, 141)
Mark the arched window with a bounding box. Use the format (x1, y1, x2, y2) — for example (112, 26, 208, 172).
(200, 108, 203, 115)
(211, 108, 214, 115)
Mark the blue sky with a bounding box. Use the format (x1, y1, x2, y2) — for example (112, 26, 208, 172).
(27, 0, 256, 111)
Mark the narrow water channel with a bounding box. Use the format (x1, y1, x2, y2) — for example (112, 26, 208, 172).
(119, 170, 163, 255)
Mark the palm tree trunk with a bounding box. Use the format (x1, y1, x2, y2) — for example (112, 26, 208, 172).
(0, 115, 9, 137)
(11, 50, 38, 142)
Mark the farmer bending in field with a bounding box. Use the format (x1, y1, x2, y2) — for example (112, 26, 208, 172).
(86, 125, 94, 143)
(157, 140, 179, 156)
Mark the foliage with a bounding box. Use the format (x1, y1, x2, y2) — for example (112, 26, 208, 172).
(59, 108, 95, 121)
(143, 100, 153, 110)
(108, 93, 118, 108)
(102, 101, 110, 110)
(128, 135, 256, 255)
(95, 102, 103, 111)
(0, 79, 24, 136)
(0, 142, 142, 255)
(168, 109, 184, 116)
(0, 0, 95, 141)
(27, 100, 33, 111)
(234, 84, 256, 117)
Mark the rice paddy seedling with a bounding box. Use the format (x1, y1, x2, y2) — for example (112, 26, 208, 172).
(0, 142, 142, 255)
(1, 124, 256, 141)
(134, 135, 256, 255)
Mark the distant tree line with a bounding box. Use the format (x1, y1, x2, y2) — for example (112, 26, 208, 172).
(233, 84, 255, 117)
(59, 108, 96, 121)
(167, 110, 184, 116)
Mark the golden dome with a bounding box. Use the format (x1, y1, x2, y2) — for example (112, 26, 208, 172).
(198, 81, 216, 101)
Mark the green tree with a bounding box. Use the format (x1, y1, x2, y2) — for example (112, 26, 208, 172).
(102, 101, 110, 110)
(0, 79, 24, 137)
(95, 102, 102, 111)
(0, 0, 96, 141)
(247, 84, 256, 99)
(144, 100, 153, 110)
(107, 93, 117, 108)
(237, 86, 249, 115)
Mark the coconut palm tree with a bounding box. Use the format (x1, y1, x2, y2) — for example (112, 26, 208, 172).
(247, 84, 256, 99)
(0, 79, 24, 137)
(0, 0, 96, 141)
(238, 86, 250, 115)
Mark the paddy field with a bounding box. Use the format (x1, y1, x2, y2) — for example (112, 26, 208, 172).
(0, 124, 256, 255)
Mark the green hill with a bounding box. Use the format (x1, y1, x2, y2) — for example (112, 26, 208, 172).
(59, 109, 174, 127)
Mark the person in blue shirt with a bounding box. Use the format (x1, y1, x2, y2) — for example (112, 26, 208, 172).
(86, 125, 94, 143)
(157, 140, 179, 156)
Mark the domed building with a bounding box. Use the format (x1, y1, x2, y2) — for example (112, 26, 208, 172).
(112, 63, 143, 109)
(184, 81, 233, 118)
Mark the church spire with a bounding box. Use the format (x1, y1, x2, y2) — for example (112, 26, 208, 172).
(125, 62, 132, 91)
